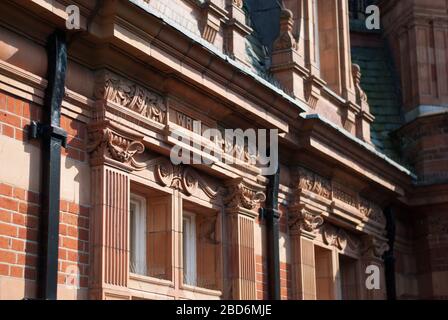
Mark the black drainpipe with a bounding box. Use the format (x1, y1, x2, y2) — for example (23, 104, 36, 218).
(259, 165, 281, 300)
(383, 206, 396, 300)
(29, 30, 68, 300)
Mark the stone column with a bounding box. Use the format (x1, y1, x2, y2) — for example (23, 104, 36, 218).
(87, 120, 146, 300)
(359, 235, 389, 300)
(224, 179, 266, 300)
(289, 204, 324, 300)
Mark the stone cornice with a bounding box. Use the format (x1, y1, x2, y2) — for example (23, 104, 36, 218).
(291, 166, 387, 229)
(298, 116, 414, 196)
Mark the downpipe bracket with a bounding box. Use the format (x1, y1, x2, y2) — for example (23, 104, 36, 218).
(29, 121, 67, 148)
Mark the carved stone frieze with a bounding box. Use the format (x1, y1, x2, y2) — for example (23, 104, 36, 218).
(359, 198, 386, 225)
(224, 179, 266, 211)
(292, 167, 387, 228)
(294, 167, 332, 199)
(95, 71, 167, 124)
(333, 184, 358, 208)
(155, 159, 221, 198)
(87, 121, 146, 171)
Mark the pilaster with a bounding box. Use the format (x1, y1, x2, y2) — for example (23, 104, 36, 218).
(223, 178, 266, 299)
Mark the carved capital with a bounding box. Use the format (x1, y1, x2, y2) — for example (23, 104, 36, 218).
(95, 71, 167, 124)
(289, 204, 324, 238)
(362, 235, 389, 260)
(87, 121, 146, 171)
(155, 158, 221, 198)
(224, 179, 266, 211)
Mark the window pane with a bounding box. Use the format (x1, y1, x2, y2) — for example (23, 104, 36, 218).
(130, 196, 147, 276)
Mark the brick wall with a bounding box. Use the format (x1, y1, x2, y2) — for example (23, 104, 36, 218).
(0, 91, 90, 296)
(0, 183, 39, 281)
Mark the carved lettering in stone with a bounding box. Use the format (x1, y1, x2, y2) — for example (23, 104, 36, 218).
(333, 185, 358, 208)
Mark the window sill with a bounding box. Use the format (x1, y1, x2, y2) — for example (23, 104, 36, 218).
(129, 273, 174, 288)
(181, 283, 222, 297)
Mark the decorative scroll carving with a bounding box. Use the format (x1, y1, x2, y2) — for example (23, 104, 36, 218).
(87, 121, 146, 171)
(224, 180, 266, 211)
(95, 72, 167, 124)
(273, 9, 298, 51)
(289, 204, 324, 237)
(155, 159, 220, 198)
(362, 235, 389, 259)
(294, 167, 332, 199)
(359, 198, 386, 225)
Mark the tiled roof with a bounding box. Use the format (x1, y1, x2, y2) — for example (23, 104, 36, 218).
(351, 45, 404, 161)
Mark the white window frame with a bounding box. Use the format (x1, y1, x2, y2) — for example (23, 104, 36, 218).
(130, 194, 147, 276)
(183, 211, 197, 286)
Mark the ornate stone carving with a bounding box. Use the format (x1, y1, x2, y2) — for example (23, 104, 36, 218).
(87, 121, 146, 170)
(362, 235, 390, 259)
(333, 185, 358, 208)
(323, 225, 348, 250)
(359, 198, 386, 225)
(224, 180, 266, 211)
(95, 72, 167, 124)
(273, 9, 298, 51)
(155, 159, 220, 198)
(289, 204, 324, 236)
(294, 167, 332, 199)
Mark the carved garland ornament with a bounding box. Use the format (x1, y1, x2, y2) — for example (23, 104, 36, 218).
(87, 121, 146, 170)
(155, 159, 220, 198)
(96, 72, 167, 124)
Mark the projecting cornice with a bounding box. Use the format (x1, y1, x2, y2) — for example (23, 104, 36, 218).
(296, 115, 415, 198)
